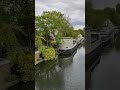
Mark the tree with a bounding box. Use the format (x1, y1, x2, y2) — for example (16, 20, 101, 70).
(0, 0, 34, 82)
(116, 4, 120, 13)
(35, 11, 72, 46)
(78, 29, 85, 37)
(86, 9, 106, 29)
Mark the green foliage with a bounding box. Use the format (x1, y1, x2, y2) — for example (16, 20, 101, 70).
(61, 28, 84, 38)
(7, 48, 34, 82)
(19, 52, 34, 81)
(62, 29, 73, 37)
(35, 11, 71, 33)
(116, 4, 120, 13)
(86, 1, 120, 28)
(72, 30, 80, 38)
(35, 36, 42, 47)
(6, 75, 17, 82)
(38, 46, 46, 54)
(78, 29, 85, 37)
(50, 40, 57, 46)
(0, 0, 34, 82)
(39, 47, 55, 61)
(35, 11, 73, 45)
(63, 29, 85, 38)
(86, 9, 106, 28)
(55, 33, 63, 44)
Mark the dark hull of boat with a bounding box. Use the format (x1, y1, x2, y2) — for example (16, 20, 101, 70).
(58, 50, 77, 58)
(58, 44, 78, 56)
(85, 44, 102, 72)
(102, 38, 111, 47)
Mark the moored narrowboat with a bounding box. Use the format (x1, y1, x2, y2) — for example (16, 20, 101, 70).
(58, 37, 79, 56)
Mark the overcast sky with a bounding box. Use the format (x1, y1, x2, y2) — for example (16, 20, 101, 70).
(35, 0, 85, 29)
(92, 0, 120, 9)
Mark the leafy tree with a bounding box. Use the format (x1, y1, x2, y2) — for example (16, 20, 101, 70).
(86, 1, 120, 28)
(116, 4, 120, 13)
(35, 36, 42, 47)
(86, 9, 106, 29)
(35, 11, 72, 46)
(78, 29, 85, 37)
(0, 0, 34, 82)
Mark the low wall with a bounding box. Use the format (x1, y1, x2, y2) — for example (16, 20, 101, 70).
(35, 51, 43, 65)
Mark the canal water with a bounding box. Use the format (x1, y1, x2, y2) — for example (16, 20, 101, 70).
(90, 36, 120, 90)
(35, 44, 85, 90)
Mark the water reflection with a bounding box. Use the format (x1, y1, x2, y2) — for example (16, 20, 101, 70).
(35, 44, 85, 90)
(89, 36, 120, 90)
(115, 36, 120, 51)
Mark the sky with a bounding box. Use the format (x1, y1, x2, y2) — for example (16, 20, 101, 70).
(35, 0, 85, 30)
(92, 0, 120, 9)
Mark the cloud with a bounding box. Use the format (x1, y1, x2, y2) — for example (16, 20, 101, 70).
(92, 0, 120, 9)
(35, 0, 85, 29)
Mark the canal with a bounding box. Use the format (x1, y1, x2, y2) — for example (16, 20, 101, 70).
(35, 44, 85, 90)
(90, 36, 120, 90)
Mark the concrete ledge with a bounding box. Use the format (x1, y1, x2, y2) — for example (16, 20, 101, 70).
(35, 51, 43, 65)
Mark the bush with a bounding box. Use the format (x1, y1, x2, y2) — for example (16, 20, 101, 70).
(50, 40, 57, 46)
(38, 46, 46, 54)
(39, 47, 55, 61)
(19, 52, 34, 82)
(5, 74, 17, 82)
(35, 36, 42, 47)
(8, 49, 34, 82)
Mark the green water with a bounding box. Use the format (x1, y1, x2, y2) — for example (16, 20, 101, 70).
(35, 45, 85, 90)
(7, 44, 85, 90)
